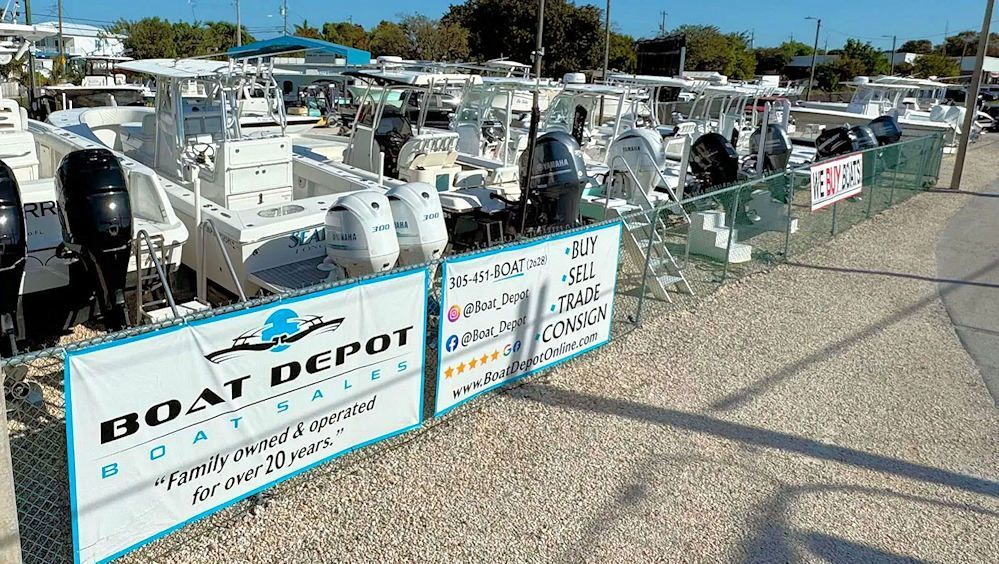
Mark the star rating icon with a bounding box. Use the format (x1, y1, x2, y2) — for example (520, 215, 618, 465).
(444, 349, 505, 378)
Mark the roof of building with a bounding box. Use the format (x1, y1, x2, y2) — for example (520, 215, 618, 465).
(36, 21, 125, 39)
(227, 35, 370, 66)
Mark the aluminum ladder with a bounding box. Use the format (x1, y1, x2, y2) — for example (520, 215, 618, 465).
(604, 154, 694, 303)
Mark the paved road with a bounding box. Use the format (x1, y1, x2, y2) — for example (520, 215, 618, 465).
(937, 179, 999, 404)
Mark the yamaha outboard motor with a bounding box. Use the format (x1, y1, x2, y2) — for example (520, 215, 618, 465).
(322, 191, 400, 278)
(55, 148, 133, 331)
(689, 133, 739, 194)
(0, 161, 25, 357)
(868, 115, 903, 146)
(749, 124, 792, 173)
(517, 131, 587, 233)
(815, 125, 877, 160)
(387, 183, 448, 265)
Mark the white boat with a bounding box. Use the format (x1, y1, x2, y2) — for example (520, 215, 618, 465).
(791, 76, 970, 151)
(49, 58, 446, 296)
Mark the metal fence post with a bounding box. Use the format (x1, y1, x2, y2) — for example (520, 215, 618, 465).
(721, 186, 742, 283)
(0, 371, 23, 564)
(914, 137, 930, 190)
(866, 149, 879, 218)
(783, 172, 794, 259)
(830, 200, 839, 236)
(888, 144, 902, 206)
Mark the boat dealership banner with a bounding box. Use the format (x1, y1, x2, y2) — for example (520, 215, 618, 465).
(65, 269, 428, 564)
(810, 152, 864, 211)
(435, 222, 621, 415)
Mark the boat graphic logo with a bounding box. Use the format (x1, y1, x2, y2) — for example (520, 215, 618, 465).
(204, 308, 344, 364)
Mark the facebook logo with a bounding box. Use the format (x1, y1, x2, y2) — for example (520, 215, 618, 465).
(445, 335, 459, 352)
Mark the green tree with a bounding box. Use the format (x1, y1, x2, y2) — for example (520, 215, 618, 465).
(841, 38, 890, 75)
(607, 31, 636, 73)
(369, 21, 413, 57)
(675, 25, 755, 79)
(400, 15, 470, 61)
(294, 20, 322, 40)
(913, 53, 960, 79)
(942, 31, 999, 57)
(445, 0, 605, 78)
(109, 17, 178, 59)
(322, 22, 370, 50)
(899, 39, 932, 54)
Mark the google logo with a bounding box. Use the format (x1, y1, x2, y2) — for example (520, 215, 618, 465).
(447, 305, 461, 323)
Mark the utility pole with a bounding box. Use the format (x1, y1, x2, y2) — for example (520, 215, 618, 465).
(883, 34, 897, 75)
(951, 0, 994, 190)
(602, 0, 611, 82)
(519, 0, 545, 236)
(659, 11, 666, 37)
(281, 0, 288, 36)
(24, 0, 35, 113)
(56, 0, 63, 77)
(805, 16, 821, 101)
(235, 0, 241, 47)
(749, 29, 755, 50)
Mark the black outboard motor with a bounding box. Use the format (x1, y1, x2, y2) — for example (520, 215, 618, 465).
(56, 149, 133, 331)
(816, 125, 877, 160)
(689, 133, 740, 194)
(0, 161, 25, 357)
(749, 124, 792, 173)
(868, 115, 903, 145)
(517, 131, 587, 233)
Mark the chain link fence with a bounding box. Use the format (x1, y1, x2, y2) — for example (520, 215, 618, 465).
(1, 133, 944, 563)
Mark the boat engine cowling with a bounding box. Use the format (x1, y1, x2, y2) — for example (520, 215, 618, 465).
(322, 191, 400, 278)
(849, 125, 879, 151)
(55, 148, 132, 331)
(518, 131, 587, 232)
(868, 115, 903, 145)
(387, 182, 448, 265)
(606, 128, 665, 197)
(0, 160, 26, 356)
(749, 123, 792, 173)
(689, 132, 739, 192)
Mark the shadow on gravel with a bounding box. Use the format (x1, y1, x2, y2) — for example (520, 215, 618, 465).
(740, 482, 994, 563)
(785, 262, 999, 289)
(706, 259, 999, 412)
(510, 383, 999, 499)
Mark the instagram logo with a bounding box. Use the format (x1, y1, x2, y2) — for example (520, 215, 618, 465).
(447, 305, 461, 323)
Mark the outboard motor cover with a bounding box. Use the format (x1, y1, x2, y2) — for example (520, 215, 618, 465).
(815, 126, 855, 159)
(323, 191, 400, 278)
(387, 182, 448, 265)
(848, 125, 879, 151)
(0, 161, 26, 355)
(749, 124, 792, 173)
(689, 133, 739, 189)
(55, 148, 132, 331)
(606, 128, 665, 197)
(518, 131, 587, 231)
(868, 115, 903, 145)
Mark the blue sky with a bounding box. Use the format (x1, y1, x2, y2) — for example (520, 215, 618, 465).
(34, 0, 993, 50)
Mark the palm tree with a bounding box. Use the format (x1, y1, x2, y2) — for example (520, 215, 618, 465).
(293, 20, 322, 39)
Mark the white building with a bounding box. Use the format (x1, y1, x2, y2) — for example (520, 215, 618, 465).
(33, 22, 126, 73)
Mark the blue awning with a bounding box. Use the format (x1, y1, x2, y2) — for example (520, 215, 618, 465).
(227, 35, 370, 66)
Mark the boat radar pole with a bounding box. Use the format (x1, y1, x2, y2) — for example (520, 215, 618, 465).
(518, 0, 546, 236)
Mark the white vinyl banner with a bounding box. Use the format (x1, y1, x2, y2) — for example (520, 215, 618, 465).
(435, 223, 621, 415)
(810, 152, 865, 211)
(65, 269, 428, 564)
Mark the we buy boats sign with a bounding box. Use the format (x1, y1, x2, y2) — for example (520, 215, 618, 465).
(810, 153, 864, 211)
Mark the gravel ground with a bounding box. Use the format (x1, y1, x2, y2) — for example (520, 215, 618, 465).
(114, 140, 999, 564)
